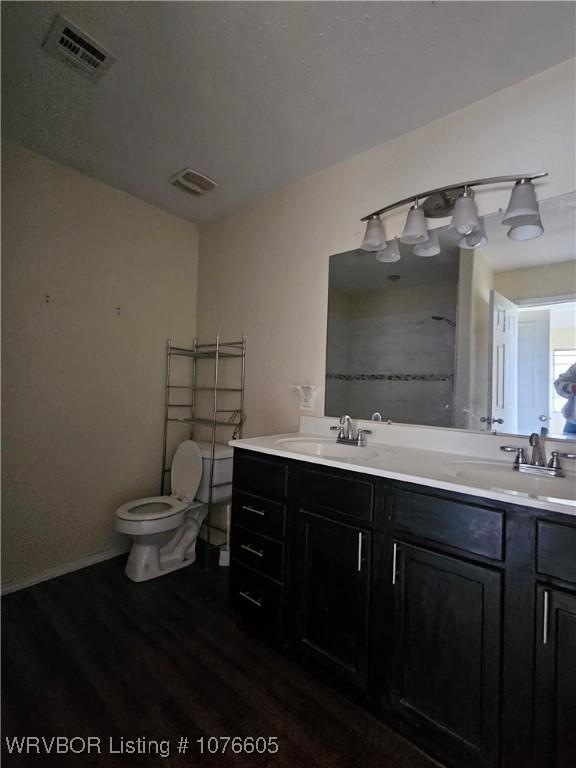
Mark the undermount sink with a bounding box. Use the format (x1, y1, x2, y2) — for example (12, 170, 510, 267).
(275, 437, 382, 461)
(440, 460, 576, 502)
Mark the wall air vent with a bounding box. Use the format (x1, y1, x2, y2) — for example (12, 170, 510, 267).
(170, 169, 218, 197)
(42, 14, 115, 81)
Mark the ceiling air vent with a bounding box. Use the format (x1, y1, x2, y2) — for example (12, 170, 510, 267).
(170, 169, 218, 197)
(42, 15, 115, 81)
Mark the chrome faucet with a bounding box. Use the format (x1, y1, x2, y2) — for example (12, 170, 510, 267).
(529, 430, 547, 467)
(341, 415, 353, 440)
(501, 426, 576, 478)
(330, 415, 372, 446)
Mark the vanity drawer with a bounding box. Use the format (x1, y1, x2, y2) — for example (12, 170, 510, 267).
(231, 527, 284, 581)
(537, 520, 576, 583)
(234, 451, 288, 500)
(392, 488, 504, 560)
(299, 468, 374, 522)
(233, 491, 286, 539)
(229, 562, 282, 633)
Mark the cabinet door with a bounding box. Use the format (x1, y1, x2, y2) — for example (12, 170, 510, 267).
(534, 587, 576, 768)
(295, 511, 371, 688)
(390, 542, 501, 768)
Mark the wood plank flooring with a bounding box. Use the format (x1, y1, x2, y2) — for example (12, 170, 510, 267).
(2, 557, 437, 767)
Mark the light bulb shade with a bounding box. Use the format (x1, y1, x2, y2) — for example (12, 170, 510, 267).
(413, 229, 440, 257)
(375, 238, 401, 263)
(507, 214, 544, 241)
(502, 180, 539, 225)
(458, 220, 488, 249)
(400, 205, 427, 244)
(360, 216, 386, 251)
(452, 192, 479, 235)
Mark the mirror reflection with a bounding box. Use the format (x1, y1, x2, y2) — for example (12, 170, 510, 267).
(325, 192, 576, 437)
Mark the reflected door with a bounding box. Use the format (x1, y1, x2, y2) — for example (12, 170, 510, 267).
(489, 291, 518, 432)
(518, 309, 550, 435)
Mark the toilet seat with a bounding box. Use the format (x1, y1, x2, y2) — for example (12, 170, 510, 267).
(116, 495, 188, 522)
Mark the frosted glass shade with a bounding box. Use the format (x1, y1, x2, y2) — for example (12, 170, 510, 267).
(507, 214, 544, 241)
(361, 216, 386, 252)
(400, 206, 428, 244)
(452, 192, 479, 235)
(414, 229, 440, 257)
(375, 238, 401, 263)
(502, 180, 539, 225)
(458, 220, 488, 249)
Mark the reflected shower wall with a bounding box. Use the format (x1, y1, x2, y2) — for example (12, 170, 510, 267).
(326, 274, 458, 425)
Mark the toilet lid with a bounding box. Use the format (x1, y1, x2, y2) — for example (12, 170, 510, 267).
(116, 496, 187, 521)
(171, 440, 203, 501)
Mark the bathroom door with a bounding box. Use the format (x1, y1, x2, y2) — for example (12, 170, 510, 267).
(517, 309, 550, 435)
(488, 291, 518, 432)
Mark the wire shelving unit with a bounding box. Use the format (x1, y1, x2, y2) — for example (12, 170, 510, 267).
(160, 334, 246, 560)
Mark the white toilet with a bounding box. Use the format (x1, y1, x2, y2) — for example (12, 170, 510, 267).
(115, 440, 208, 582)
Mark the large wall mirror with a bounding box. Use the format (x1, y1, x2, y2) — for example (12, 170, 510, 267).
(325, 192, 576, 437)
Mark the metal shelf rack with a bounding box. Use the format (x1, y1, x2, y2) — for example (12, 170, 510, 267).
(161, 334, 246, 559)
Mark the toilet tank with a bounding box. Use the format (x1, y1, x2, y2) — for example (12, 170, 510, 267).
(195, 441, 234, 503)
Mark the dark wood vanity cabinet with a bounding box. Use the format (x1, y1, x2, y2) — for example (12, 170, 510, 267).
(388, 542, 502, 768)
(229, 451, 289, 638)
(294, 511, 371, 688)
(229, 448, 576, 768)
(533, 587, 576, 768)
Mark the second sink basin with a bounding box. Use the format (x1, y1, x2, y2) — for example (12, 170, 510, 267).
(275, 437, 382, 461)
(440, 459, 576, 502)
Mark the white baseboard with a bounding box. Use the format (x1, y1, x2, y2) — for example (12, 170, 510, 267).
(1, 545, 130, 596)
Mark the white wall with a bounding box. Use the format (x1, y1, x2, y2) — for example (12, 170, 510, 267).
(197, 61, 576, 437)
(495, 261, 576, 303)
(2, 142, 199, 589)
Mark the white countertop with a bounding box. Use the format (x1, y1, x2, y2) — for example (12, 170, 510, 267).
(230, 432, 576, 517)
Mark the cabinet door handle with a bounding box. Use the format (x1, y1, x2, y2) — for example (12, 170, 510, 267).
(239, 590, 262, 608)
(392, 541, 398, 585)
(241, 543, 264, 558)
(357, 532, 363, 572)
(543, 589, 550, 645)
(242, 505, 265, 516)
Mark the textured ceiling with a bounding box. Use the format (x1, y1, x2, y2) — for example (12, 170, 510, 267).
(2, 2, 575, 223)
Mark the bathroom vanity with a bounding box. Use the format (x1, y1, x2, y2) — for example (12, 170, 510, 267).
(228, 428, 576, 768)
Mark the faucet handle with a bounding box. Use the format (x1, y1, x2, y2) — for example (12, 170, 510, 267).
(549, 450, 576, 469)
(356, 428, 372, 446)
(500, 445, 528, 466)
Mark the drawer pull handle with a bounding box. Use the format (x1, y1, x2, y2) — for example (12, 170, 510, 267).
(239, 590, 262, 608)
(242, 505, 266, 516)
(241, 543, 264, 558)
(543, 589, 549, 645)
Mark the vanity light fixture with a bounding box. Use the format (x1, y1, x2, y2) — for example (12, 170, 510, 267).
(361, 214, 387, 251)
(414, 229, 441, 257)
(375, 237, 401, 262)
(502, 179, 544, 240)
(400, 201, 428, 244)
(359, 171, 548, 261)
(458, 219, 488, 249)
(452, 188, 480, 235)
(507, 214, 544, 241)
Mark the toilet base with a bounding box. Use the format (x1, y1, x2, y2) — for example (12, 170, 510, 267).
(124, 541, 200, 582)
(124, 509, 207, 582)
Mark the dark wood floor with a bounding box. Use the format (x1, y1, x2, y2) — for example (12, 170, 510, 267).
(2, 557, 437, 768)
